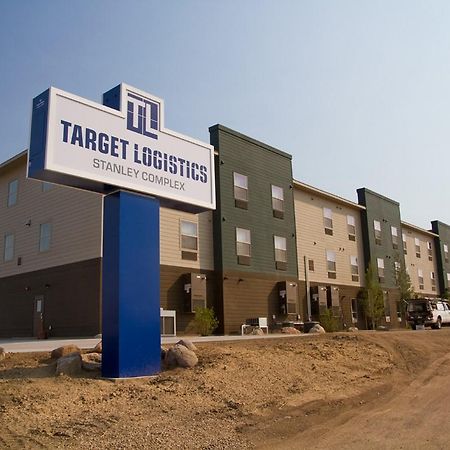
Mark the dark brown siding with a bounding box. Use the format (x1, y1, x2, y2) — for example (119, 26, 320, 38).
(0, 258, 101, 337)
(220, 270, 299, 334)
(160, 265, 219, 334)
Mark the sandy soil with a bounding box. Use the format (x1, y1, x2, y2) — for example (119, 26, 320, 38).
(1, 329, 450, 449)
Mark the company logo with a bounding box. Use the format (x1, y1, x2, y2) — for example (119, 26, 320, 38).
(127, 92, 159, 140)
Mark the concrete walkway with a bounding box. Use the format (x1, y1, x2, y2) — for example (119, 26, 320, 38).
(0, 333, 307, 353)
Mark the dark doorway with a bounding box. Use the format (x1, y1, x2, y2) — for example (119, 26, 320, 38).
(33, 295, 45, 338)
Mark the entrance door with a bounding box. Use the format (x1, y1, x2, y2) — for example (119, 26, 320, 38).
(33, 295, 45, 338)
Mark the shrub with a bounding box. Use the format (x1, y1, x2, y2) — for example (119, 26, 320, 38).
(319, 309, 340, 332)
(194, 307, 219, 336)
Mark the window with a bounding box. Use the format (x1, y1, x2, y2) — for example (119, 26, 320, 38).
(394, 261, 401, 275)
(402, 233, 407, 255)
(351, 298, 358, 323)
(308, 259, 315, 271)
(233, 173, 248, 209)
(431, 272, 436, 292)
(7, 179, 18, 207)
(3, 234, 14, 262)
(350, 255, 359, 282)
(374, 220, 382, 245)
(447, 273, 450, 283)
(323, 208, 333, 236)
(271, 185, 284, 219)
(427, 241, 433, 261)
(347, 215, 356, 241)
(391, 226, 398, 249)
(444, 244, 449, 263)
(418, 269, 424, 290)
(180, 220, 198, 261)
(236, 227, 251, 265)
(39, 223, 52, 252)
(42, 182, 53, 192)
(326, 250, 336, 279)
(274, 235, 287, 270)
(377, 258, 385, 283)
(415, 238, 421, 258)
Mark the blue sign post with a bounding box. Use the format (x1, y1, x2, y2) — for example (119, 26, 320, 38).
(28, 83, 215, 378)
(102, 191, 161, 377)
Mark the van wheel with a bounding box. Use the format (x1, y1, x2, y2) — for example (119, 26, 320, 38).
(411, 324, 416, 330)
(434, 318, 442, 329)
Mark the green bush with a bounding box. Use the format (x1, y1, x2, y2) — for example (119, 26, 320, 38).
(194, 306, 219, 336)
(319, 309, 340, 332)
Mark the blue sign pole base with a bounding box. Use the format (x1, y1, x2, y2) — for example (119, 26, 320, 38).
(102, 191, 161, 378)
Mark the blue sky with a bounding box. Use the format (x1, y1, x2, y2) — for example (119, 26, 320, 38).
(1, 1, 449, 228)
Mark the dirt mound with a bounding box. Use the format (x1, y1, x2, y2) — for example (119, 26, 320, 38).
(0, 330, 449, 449)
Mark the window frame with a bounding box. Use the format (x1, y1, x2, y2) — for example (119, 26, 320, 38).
(418, 268, 424, 290)
(347, 215, 356, 241)
(39, 223, 52, 253)
(323, 208, 333, 236)
(236, 227, 251, 265)
(377, 257, 385, 283)
(233, 172, 248, 209)
(374, 220, 382, 245)
(350, 255, 359, 282)
(415, 238, 421, 258)
(326, 250, 336, 279)
(274, 235, 287, 270)
(271, 185, 284, 219)
(7, 179, 18, 207)
(3, 233, 14, 262)
(180, 219, 198, 261)
(391, 226, 398, 249)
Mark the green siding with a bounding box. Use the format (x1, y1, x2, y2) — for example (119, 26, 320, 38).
(431, 220, 450, 293)
(210, 124, 298, 278)
(357, 188, 405, 288)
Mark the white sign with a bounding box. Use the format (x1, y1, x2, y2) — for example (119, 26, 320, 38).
(28, 84, 215, 212)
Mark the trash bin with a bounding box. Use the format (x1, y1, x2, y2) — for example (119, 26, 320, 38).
(303, 321, 320, 333)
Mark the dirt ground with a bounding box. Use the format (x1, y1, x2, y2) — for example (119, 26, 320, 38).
(1, 329, 450, 449)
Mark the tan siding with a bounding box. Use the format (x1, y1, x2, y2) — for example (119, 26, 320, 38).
(294, 188, 365, 287)
(402, 225, 440, 295)
(0, 160, 103, 277)
(159, 208, 214, 271)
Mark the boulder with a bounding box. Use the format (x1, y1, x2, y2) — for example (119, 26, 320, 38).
(347, 327, 359, 332)
(281, 327, 301, 335)
(93, 341, 102, 353)
(0, 347, 6, 361)
(251, 328, 265, 336)
(309, 324, 326, 334)
(81, 353, 102, 371)
(56, 353, 82, 376)
(51, 345, 81, 359)
(164, 344, 198, 368)
(176, 339, 198, 352)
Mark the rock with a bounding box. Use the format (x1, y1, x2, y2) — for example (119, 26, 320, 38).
(376, 326, 389, 331)
(93, 341, 102, 353)
(176, 339, 198, 352)
(56, 353, 82, 376)
(51, 345, 81, 359)
(309, 324, 326, 334)
(0, 347, 6, 361)
(81, 353, 102, 371)
(164, 344, 198, 368)
(281, 327, 301, 335)
(251, 328, 265, 336)
(348, 327, 359, 332)
(161, 347, 167, 360)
